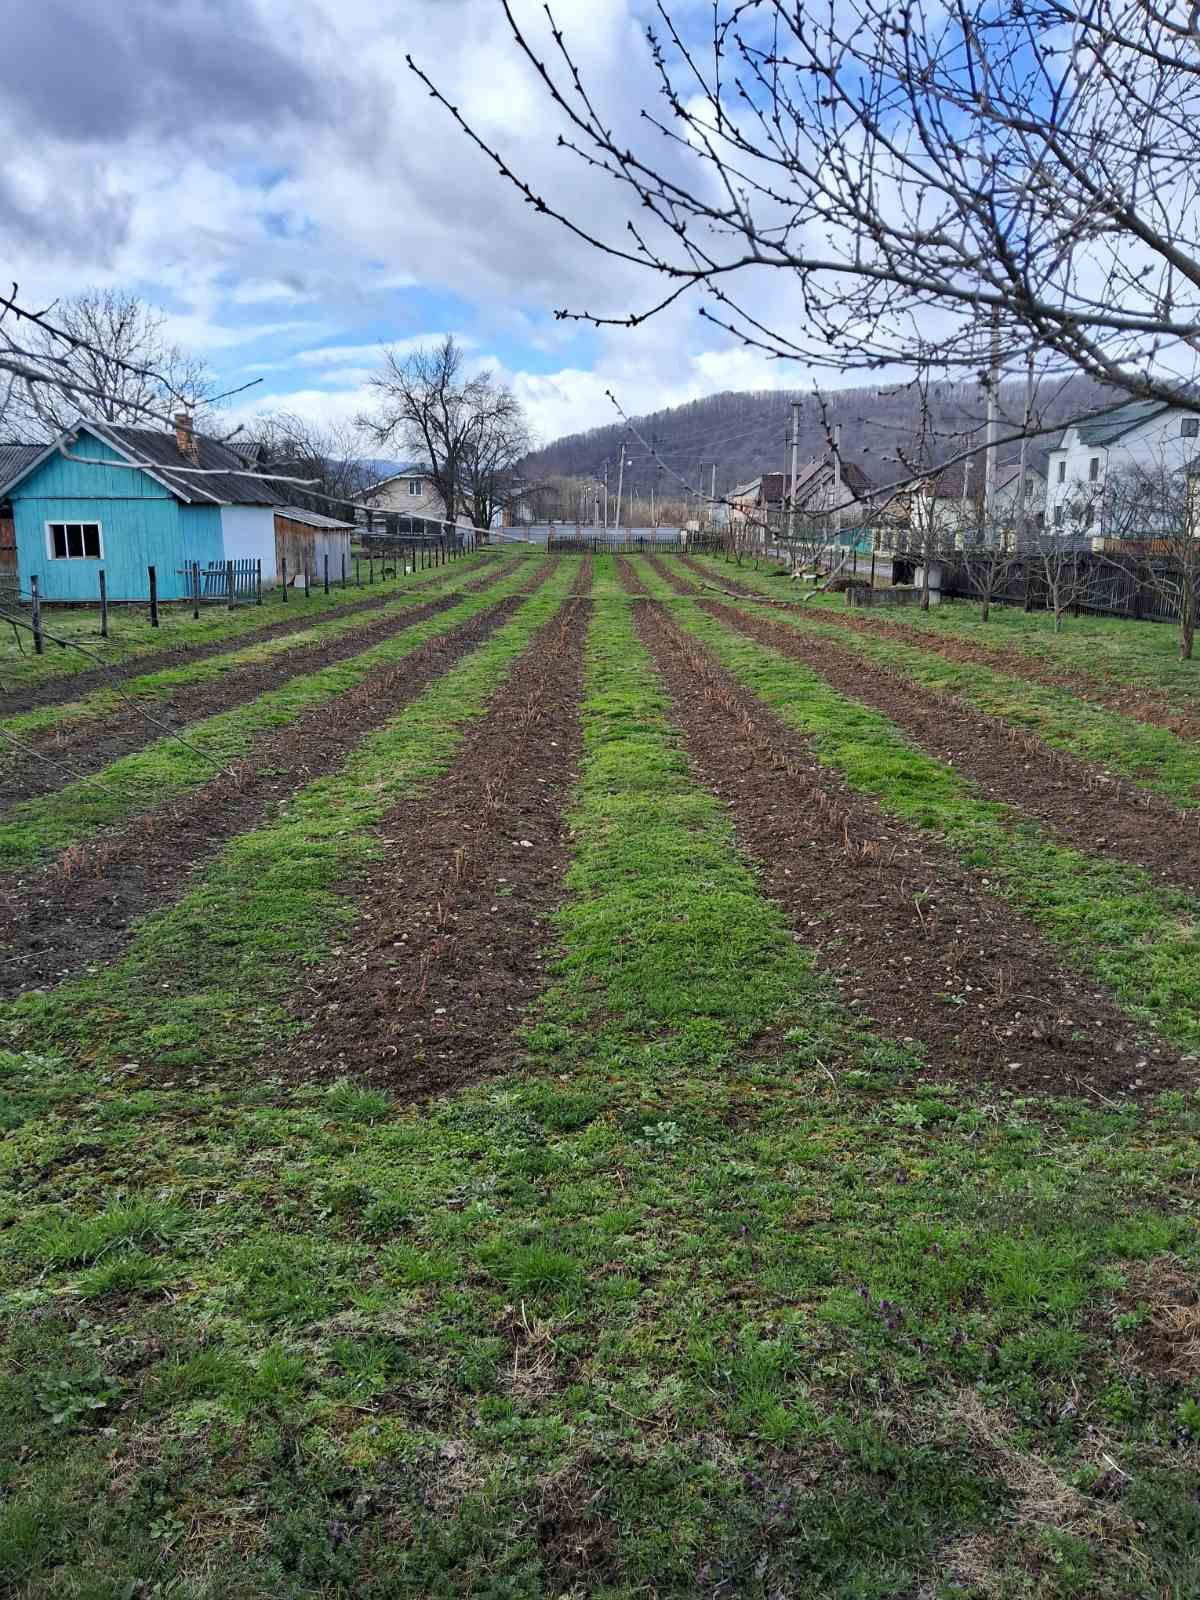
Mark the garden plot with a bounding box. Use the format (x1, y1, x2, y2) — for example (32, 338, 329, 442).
(0, 557, 524, 808)
(2, 553, 1200, 1600)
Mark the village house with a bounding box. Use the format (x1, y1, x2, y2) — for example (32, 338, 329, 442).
(912, 458, 1046, 537)
(0, 415, 285, 601)
(357, 463, 459, 527)
(728, 458, 875, 531)
(1044, 398, 1200, 538)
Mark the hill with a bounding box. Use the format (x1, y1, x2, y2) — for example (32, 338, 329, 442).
(522, 375, 1113, 499)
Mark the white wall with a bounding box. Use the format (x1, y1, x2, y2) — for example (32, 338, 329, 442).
(1045, 408, 1200, 531)
(220, 505, 278, 581)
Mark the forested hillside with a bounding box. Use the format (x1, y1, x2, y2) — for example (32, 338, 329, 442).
(522, 375, 1112, 499)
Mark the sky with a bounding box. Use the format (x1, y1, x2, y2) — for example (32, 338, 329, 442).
(0, 0, 807, 450)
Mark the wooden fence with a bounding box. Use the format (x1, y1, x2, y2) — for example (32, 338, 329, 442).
(938, 554, 1188, 624)
(546, 532, 726, 555)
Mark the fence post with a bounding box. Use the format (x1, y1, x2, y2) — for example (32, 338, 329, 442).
(304, 563, 311, 600)
(369, 555, 374, 585)
(148, 565, 160, 627)
(355, 557, 361, 587)
(226, 559, 235, 610)
(869, 550, 877, 588)
(98, 569, 108, 638)
(192, 560, 201, 619)
(323, 554, 330, 594)
(341, 553, 347, 588)
(256, 559, 263, 605)
(281, 556, 288, 602)
(30, 573, 43, 654)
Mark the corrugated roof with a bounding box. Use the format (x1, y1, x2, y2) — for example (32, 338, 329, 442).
(94, 423, 287, 505)
(1071, 400, 1171, 447)
(275, 504, 355, 530)
(0, 443, 43, 497)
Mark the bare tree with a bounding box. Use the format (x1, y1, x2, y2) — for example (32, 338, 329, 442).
(1103, 459, 1200, 659)
(4, 289, 214, 439)
(411, 1, 1200, 461)
(246, 411, 375, 512)
(1032, 489, 1101, 632)
(959, 512, 1025, 623)
(461, 399, 532, 531)
(362, 336, 529, 531)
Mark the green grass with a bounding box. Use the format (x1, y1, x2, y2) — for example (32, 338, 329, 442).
(632, 558, 1200, 1053)
(0, 559, 543, 869)
(0, 551, 497, 693)
(0, 560, 580, 1070)
(692, 553, 1200, 706)
(1, 560, 1198, 1597)
(682, 558, 1200, 804)
(1, 556, 512, 742)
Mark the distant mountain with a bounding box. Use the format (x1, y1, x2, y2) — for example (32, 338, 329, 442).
(521, 376, 1114, 498)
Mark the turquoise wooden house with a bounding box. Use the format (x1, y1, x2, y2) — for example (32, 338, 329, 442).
(0, 415, 284, 602)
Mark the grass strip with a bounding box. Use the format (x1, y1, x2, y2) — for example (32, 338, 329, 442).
(2, 556, 1198, 1597)
(1, 559, 515, 742)
(0, 561, 544, 869)
(0, 552, 494, 694)
(631, 561, 1200, 1053)
(0, 560, 580, 1068)
(689, 553, 1200, 707)
(688, 557, 1200, 798)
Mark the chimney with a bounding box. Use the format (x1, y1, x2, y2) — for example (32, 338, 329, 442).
(174, 411, 199, 464)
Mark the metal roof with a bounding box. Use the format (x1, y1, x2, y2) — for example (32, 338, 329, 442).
(275, 504, 355, 530)
(93, 423, 287, 504)
(1068, 400, 1172, 448)
(0, 443, 44, 497)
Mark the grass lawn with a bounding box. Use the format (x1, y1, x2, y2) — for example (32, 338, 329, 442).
(1, 556, 1198, 1598)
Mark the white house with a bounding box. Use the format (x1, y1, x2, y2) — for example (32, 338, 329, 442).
(358, 464, 472, 528)
(1044, 400, 1200, 538)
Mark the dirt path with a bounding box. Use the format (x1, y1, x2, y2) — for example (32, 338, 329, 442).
(273, 596, 591, 1101)
(0, 565, 554, 1000)
(631, 596, 1181, 1097)
(0, 560, 525, 811)
(701, 598, 1200, 898)
(0, 556, 514, 718)
(672, 552, 1200, 741)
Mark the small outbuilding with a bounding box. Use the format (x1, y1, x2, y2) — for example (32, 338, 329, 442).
(0, 415, 284, 601)
(273, 506, 355, 585)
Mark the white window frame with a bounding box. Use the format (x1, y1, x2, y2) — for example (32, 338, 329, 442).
(1182, 418, 1199, 439)
(407, 478, 422, 497)
(45, 520, 104, 561)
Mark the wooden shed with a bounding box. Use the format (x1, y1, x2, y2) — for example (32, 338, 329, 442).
(274, 506, 355, 585)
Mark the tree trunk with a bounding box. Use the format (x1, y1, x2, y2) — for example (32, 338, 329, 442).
(1181, 584, 1195, 660)
(980, 593, 990, 623)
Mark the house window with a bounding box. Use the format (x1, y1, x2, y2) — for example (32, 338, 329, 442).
(1057, 460, 1065, 483)
(1053, 504, 1064, 527)
(407, 479, 422, 497)
(46, 522, 102, 560)
(1182, 418, 1199, 438)
(1088, 456, 1100, 481)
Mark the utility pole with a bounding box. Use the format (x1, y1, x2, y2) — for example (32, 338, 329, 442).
(614, 441, 627, 531)
(788, 400, 802, 559)
(1017, 347, 1035, 548)
(983, 306, 1001, 534)
(832, 421, 843, 544)
(602, 459, 610, 529)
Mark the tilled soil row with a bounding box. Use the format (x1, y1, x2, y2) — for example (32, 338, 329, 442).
(0, 556, 513, 718)
(700, 597, 1200, 898)
(0, 558, 526, 811)
(632, 597, 1182, 1097)
(0, 563, 554, 1000)
(655, 556, 1200, 893)
(672, 552, 1200, 740)
(274, 597, 591, 1100)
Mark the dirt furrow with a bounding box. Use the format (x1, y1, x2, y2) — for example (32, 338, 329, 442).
(0, 564, 554, 1000)
(0, 555, 513, 717)
(631, 597, 1181, 1098)
(273, 596, 591, 1101)
(672, 553, 1200, 740)
(702, 599, 1200, 897)
(0, 559, 525, 810)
